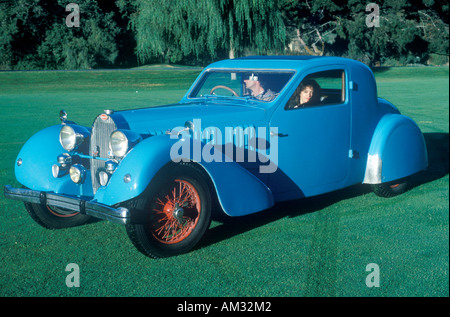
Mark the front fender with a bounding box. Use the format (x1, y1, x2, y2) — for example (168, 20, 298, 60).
(363, 114, 428, 184)
(94, 135, 176, 205)
(14, 125, 88, 195)
(96, 135, 274, 216)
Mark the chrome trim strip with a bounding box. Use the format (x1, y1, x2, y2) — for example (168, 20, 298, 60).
(4, 186, 41, 204)
(4, 185, 130, 225)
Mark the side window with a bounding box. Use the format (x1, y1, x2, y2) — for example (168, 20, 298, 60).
(285, 69, 346, 110)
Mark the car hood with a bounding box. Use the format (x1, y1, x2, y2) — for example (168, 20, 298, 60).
(116, 102, 268, 135)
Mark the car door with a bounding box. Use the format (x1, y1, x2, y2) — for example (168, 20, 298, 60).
(269, 67, 351, 200)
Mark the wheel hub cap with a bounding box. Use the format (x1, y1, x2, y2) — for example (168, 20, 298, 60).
(173, 203, 185, 224)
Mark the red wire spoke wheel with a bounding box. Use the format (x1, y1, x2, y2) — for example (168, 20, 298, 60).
(126, 163, 212, 258)
(150, 179, 201, 244)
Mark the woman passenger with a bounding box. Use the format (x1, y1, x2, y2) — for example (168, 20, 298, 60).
(289, 79, 321, 109)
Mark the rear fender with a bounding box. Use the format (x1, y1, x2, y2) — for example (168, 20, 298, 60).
(363, 114, 428, 184)
(96, 135, 274, 216)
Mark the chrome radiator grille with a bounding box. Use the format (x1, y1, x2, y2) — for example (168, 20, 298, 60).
(90, 115, 117, 194)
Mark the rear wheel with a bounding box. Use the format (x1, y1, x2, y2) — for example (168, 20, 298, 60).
(25, 202, 91, 229)
(126, 163, 212, 258)
(372, 179, 409, 198)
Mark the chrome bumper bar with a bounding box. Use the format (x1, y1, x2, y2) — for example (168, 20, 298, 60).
(4, 185, 130, 225)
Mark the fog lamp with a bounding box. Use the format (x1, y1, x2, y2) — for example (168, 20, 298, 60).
(69, 164, 86, 184)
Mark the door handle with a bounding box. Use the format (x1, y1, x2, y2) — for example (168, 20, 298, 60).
(270, 131, 288, 137)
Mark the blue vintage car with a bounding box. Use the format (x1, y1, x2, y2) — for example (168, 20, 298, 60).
(4, 56, 428, 258)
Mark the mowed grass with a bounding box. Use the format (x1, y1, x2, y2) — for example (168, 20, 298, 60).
(0, 66, 448, 297)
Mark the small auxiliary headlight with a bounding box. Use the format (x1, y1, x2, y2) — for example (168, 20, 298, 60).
(69, 164, 86, 184)
(52, 164, 60, 178)
(98, 170, 109, 187)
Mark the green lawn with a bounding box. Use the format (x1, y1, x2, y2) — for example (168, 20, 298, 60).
(0, 66, 448, 297)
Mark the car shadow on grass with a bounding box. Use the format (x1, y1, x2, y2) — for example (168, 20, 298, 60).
(199, 132, 449, 249)
(409, 132, 449, 190)
(199, 183, 372, 250)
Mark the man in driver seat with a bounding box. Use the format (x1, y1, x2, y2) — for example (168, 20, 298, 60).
(244, 73, 278, 101)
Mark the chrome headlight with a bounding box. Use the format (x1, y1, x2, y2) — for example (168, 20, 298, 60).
(60, 125, 76, 150)
(110, 131, 128, 158)
(110, 130, 142, 158)
(59, 125, 90, 151)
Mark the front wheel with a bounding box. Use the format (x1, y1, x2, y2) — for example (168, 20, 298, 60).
(126, 163, 212, 258)
(25, 202, 91, 229)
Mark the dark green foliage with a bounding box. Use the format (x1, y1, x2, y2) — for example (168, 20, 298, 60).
(281, 0, 449, 66)
(0, 0, 448, 69)
(133, 0, 287, 64)
(0, 0, 123, 70)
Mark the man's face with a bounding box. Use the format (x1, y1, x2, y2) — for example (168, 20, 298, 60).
(244, 74, 258, 90)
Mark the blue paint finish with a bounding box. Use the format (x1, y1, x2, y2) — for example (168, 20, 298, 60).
(367, 114, 428, 183)
(95, 135, 274, 216)
(8, 56, 428, 223)
(14, 125, 90, 196)
(15, 125, 62, 189)
(269, 63, 352, 199)
(196, 154, 274, 217)
(118, 103, 267, 135)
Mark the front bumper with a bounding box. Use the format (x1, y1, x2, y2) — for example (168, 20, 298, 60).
(4, 185, 130, 225)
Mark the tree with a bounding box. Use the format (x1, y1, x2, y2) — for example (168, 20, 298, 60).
(114, 0, 139, 67)
(133, 0, 287, 64)
(1, 0, 447, 69)
(133, 0, 225, 64)
(281, 0, 449, 66)
(341, 3, 428, 65)
(38, 0, 120, 69)
(281, 0, 342, 56)
(224, 0, 287, 58)
(415, 0, 449, 58)
(0, 0, 121, 70)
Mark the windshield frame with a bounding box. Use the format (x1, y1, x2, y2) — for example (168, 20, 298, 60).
(186, 68, 297, 105)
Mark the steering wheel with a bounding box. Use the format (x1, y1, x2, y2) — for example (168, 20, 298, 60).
(210, 85, 239, 97)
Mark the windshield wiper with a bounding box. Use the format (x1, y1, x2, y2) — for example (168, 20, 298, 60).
(201, 95, 255, 102)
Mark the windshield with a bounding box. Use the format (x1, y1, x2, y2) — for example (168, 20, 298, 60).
(188, 70, 295, 102)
